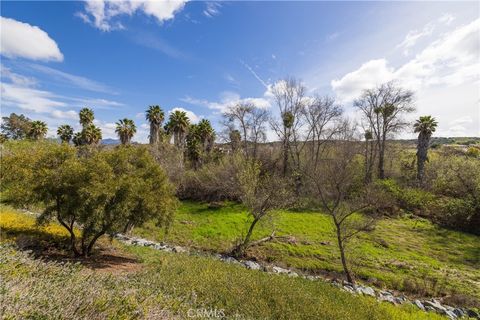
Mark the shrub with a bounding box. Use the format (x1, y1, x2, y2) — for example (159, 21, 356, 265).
(1, 141, 178, 256)
(375, 179, 435, 215)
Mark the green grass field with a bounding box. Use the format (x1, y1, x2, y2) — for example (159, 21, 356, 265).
(133, 201, 480, 304)
(0, 209, 447, 320)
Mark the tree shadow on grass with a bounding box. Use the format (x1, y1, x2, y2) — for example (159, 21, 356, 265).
(2, 227, 141, 273)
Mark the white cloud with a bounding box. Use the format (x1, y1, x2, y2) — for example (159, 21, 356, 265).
(0, 16, 63, 61)
(1, 82, 66, 113)
(331, 59, 394, 103)
(169, 107, 200, 123)
(331, 18, 480, 137)
(332, 18, 480, 103)
(51, 110, 78, 120)
(439, 13, 455, 26)
(79, 0, 188, 31)
(396, 22, 434, 56)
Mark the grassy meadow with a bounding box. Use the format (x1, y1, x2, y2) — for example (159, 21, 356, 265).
(0, 208, 449, 320)
(132, 201, 480, 304)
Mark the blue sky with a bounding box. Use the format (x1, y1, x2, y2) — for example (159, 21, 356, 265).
(1, 1, 479, 142)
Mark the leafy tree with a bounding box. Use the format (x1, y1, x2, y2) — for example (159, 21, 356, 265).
(1, 113, 32, 140)
(2, 142, 177, 257)
(146, 105, 165, 145)
(354, 82, 415, 179)
(28, 121, 48, 140)
(81, 124, 102, 145)
(185, 124, 202, 169)
(115, 118, 136, 145)
(165, 110, 190, 149)
(414, 116, 438, 186)
(79, 108, 94, 128)
(196, 119, 215, 153)
(57, 125, 74, 143)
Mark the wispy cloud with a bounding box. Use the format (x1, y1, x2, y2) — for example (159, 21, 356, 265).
(28, 64, 116, 94)
(240, 60, 269, 89)
(203, 2, 222, 18)
(128, 30, 190, 60)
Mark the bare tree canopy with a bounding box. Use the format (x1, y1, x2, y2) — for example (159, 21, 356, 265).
(354, 82, 415, 179)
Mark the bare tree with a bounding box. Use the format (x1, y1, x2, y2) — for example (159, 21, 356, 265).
(303, 95, 343, 170)
(223, 103, 254, 156)
(354, 82, 415, 179)
(306, 124, 385, 283)
(363, 128, 376, 184)
(232, 160, 292, 257)
(270, 78, 307, 176)
(249, 107, 269, 159)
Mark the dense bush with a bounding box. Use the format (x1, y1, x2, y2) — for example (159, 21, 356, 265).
(1, 141, 178, 255)
(375, 179, 435, 215)
(178, 153, 245, 202)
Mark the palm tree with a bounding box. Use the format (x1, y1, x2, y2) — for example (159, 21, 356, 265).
(57, 125, 74, 143)
(414, 116, 438, 186)
(79, 108, 94, 128)
(146, 105, 165, 145)
(196, 119, 215, 153)
(28, 121, 48, 140)
(83, 124, 102, 145)
(115, 118, 137, 145)
(166, 110, 190, 149)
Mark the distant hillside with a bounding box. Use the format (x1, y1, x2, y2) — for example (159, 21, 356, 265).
(101, 138, 120, 145)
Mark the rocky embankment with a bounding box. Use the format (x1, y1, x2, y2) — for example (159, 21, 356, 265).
(114, 233, 479, 320)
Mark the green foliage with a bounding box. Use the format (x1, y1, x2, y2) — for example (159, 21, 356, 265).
(1, 113, 32, 140)
(57, 124, 74, 143)
(115, 118, 137, 145)
(1, 141, 177, 256)
(375, 179, 435, 213)
(27, 120, 48, 140)
(466, 147, 480, 158)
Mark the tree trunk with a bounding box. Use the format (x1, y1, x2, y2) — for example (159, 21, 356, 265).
(416, 133, 429, 187)
(378, 139, 386, 179)
(123, 221, 135, 235)
(283, 139, 289, 176)
(234, 217, 259, 257)
(336, 223, 354, 284)
(83, 230, 106, 257)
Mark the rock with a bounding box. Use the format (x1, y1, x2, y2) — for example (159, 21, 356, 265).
(444, 310, 457, 319)
(425, 306, 436, 312)
(173, 246, 187, 253)
(272, 266, 290, 274)
(220, 256, 241, 265)
(466, 309, 479, 318)
(355, 285, 376, 297)
(243, 260, 262, 270)
(414, 300, 425, 311)
(452, 308, 464, 318)
(379, 290, 393, 296)
(342, 285, 355, 294)
(424, 299, 447, 313)
(378, 294, 397, 305)
(288, 272, 298, 278)
(154, 244, 167, 250)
